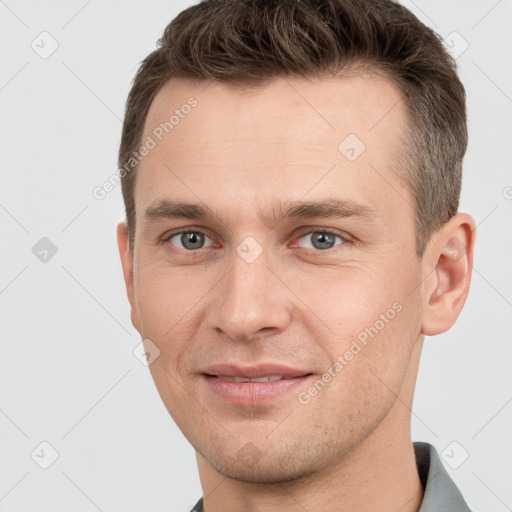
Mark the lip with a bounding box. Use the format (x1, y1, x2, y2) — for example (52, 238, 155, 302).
(200, 363, 314, 405)
(201, 363, 311, 379)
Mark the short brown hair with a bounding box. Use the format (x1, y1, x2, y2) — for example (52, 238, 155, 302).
(118, 0, 467, 257)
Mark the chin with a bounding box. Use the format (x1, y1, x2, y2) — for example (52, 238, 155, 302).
(212, 461, 316, 484)
(200, 445, 326, 484)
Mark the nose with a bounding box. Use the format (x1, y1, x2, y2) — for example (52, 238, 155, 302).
(211, 247, 292, 342)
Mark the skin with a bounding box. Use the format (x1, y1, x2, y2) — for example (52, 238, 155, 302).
(117, 74, 476, 512)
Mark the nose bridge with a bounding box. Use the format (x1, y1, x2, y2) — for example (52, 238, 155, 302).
(213, 242, 291, 341)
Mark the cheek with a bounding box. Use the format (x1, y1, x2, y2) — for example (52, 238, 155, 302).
(326, 284, 423, 411)
(303, 293, 422, 442)
(132, 266, 205, 383)
(284, 263, 403, 339)
(290, 260, 422, 384)
(134, 263, 206, 332)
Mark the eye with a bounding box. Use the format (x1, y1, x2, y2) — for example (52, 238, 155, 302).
(297, 230, 345, 250)
(166, 229, 214, 251)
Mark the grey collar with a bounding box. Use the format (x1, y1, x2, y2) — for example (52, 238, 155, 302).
(415, 441, 472, 512)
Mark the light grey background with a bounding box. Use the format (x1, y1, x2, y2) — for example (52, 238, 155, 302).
(0, 0, 511, 511)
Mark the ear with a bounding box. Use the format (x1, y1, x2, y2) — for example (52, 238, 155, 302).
(117, 222, 142, 335)
(421, 213, 476, 336)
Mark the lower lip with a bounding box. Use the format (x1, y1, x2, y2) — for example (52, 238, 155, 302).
(202, 374, 313, 405)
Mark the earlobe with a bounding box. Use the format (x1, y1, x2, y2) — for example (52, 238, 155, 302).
(421, 213, 476, 336)
(116, 222, 142, 335)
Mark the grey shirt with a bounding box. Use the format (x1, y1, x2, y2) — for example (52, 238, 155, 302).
(190, 441, 473, 511)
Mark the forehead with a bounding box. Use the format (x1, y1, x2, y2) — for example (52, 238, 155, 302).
(136, 73, 411, 226)
(143, 72, 405, 145)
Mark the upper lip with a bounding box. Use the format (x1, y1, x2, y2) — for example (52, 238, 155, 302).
(201, 363, 312, 379)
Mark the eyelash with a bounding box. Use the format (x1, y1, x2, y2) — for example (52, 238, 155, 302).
(162, 227, 349, 252)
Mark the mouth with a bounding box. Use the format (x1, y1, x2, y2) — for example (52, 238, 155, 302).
(201, 365, 313, 406)
(206, 374, 312, 382)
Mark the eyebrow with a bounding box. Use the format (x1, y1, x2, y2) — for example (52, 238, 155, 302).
(143, 197, 376, 228)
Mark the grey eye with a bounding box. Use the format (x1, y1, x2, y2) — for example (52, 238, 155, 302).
(299, 232, 343, 250)
(170, 231, 213, 250)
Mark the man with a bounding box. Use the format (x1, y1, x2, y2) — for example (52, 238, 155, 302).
(116, 0, 476, 510)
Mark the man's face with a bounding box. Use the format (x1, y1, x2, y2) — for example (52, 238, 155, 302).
(122, 74, 426, 481)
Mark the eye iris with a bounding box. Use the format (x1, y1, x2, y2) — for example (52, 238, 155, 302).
(312, 232, 336, 250)
(181, 232, 204, 250)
